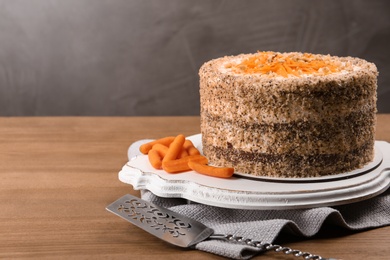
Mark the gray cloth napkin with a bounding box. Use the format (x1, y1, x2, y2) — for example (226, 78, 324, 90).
(141, 188, 390, 259)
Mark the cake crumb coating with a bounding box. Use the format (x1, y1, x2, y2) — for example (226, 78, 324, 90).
(199, 51, 378, 178)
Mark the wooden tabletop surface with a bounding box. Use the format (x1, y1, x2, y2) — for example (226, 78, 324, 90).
(1, 115, 389, 260)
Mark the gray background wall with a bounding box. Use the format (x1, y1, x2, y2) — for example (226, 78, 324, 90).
(0, 0, 389, 116)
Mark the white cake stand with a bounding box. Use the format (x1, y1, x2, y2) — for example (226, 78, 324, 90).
(119, 134, 390, 210)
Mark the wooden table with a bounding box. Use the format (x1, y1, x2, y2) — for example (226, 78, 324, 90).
(1, 115, 389, 259)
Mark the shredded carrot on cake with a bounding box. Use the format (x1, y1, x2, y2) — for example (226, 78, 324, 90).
(228, 51, 341, 77)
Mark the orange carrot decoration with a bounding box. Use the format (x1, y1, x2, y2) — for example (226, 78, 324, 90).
(162, 134, 186, 163)
(188, 161, 234, 178)
(183, 139, 201, 156)
(139, 136, 175, 155)
(151, 143, 169, 158)
(230, 51, 340, 77)
(178, 148, 189, 159)
(162, 155, 208, 173)
(148, 149, 163, 169)
(143, 135, 234, 178)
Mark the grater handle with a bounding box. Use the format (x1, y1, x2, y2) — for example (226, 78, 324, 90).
(209, 234, 338, 260)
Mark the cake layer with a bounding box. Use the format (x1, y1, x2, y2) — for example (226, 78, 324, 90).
(203, 140, 374, 178)
(200, 58, 377, 124)
(201, 109, 376, 155)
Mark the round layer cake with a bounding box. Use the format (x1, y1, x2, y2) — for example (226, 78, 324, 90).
(199, 51, 378, 178)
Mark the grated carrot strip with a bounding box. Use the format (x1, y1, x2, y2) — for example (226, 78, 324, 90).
(231, 51, 340, 77)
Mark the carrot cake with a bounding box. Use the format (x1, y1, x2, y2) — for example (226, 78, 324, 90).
(199, 51, 378, 178)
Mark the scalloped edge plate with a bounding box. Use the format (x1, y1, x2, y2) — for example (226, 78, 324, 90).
(121, 135, 390, 210)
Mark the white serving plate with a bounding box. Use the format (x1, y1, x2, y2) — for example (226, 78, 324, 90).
(119, 134, 390, 210)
